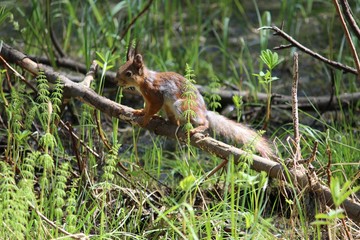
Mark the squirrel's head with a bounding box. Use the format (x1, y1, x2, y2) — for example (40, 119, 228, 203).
(116, 44, 145, 88)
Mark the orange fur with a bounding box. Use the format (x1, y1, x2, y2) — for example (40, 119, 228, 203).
(115, 49, 274, 158)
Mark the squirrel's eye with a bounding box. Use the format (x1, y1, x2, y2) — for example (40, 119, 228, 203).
(125, 71, 132, 77)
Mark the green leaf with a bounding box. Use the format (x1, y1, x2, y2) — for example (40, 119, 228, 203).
(179, 175, 196, 191)
(260, 49, 282, 70)
(313, 208, 345, 223)
(15, 130, 32, 142)
(330, 177, 360, 207)
(232, 95, 243, 108)
(327, 208, 345, 219)
(315, 213, 330, 219)
(96, 51, 106, 62)
(311, 220, 331, 226)
(243, 212, 254, 229)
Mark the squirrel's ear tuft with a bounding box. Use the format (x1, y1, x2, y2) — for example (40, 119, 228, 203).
(127, 39, 138, 61)
(134, 54, 143, 67)
(127, 45, 135, 61)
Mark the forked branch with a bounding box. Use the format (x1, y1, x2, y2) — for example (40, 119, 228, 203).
(262, 25, 358, 75)
(333, 0, 360, 77)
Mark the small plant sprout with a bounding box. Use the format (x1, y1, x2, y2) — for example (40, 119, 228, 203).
(232, 95, 243, 123)
(96, 51, 118, 72)
(253, 49, 282, 128)
(204, 75, 222, 138)
(260, 49, 282, 71)
(312, 177, 360, 235)
(329, 177, 360, 208)
(95, 51, 119, 93)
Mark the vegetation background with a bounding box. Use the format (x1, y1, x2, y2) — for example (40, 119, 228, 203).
(0, 0, 359, 239)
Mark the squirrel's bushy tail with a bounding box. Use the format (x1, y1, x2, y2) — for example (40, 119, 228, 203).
(206, 111, 273, 158)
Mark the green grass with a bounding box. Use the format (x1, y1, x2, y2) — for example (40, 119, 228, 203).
(0, 0, 359, 239)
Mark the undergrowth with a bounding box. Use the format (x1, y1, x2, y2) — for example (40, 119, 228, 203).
(0, 0, 359, 239)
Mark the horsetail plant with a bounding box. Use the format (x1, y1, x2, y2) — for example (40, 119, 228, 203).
(182, 63, 198, 142)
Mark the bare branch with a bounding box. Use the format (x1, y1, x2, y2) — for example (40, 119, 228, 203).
(262, 25, 358, 75)
(28, 55, 116, 82)
(333, 0, 360, 78)
(340, 0, 360, 42)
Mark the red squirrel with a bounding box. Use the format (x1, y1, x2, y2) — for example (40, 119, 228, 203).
(115, 46, 273, 158)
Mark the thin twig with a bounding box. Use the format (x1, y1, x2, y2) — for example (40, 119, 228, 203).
(292, 52, 301, 162)
(304, 141, 318, 165)
(326, 142, 332, 186)
(62, 121, 97, 195)
(45, 0, 65, 58)
(0, 55, 37, 92)
(28, 55, 117, 83)
(112, 0, 154, 54)
(49, 25, 66, 58)
(28, 202, 89, 239)
(262, 25, 358, 75)
(0, 49, 13, 89)
(341, 218, 353, 240)
(340, 0, 360, 42)
(119, 0, 153, 40)
(60, 120, 100, 159)
(205, 158, 229, 179)
(65, 121, 86, 175)
(333, 0, 360, 78)
(275, 43, 293, 49)
(93, 110, 112, 150)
